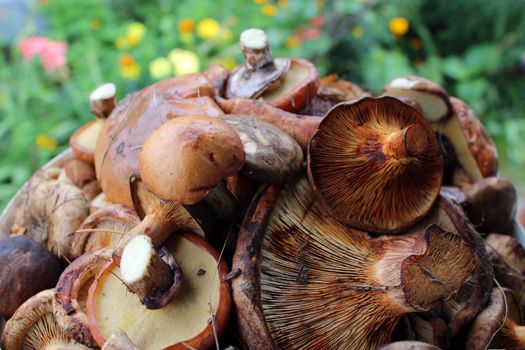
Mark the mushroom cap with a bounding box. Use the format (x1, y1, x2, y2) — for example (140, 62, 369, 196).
(0, 236, 62, 317)
(382, 76, 452, 122)
(450, 97, 498, 178)
(138, 115, 245, 205)
(307, 96, 442, 233)
(69, 120, 104, 165)
(216, 114, 303, 184)
(94, 75, 219, 208)
(87, 233, 231, 350)
(1, 289, 89, 350)
(232, 178, 477, 350)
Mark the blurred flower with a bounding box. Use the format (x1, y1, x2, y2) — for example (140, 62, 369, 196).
(115, 22, 147, 49)
(410, 38, 422, 50)
(389, 17, 409, 37)
(295, 26, 321, 41)
(178, 19, 195, 33)
(310, 16, 325, 27)
(35, 134, 57, 150)
(351, 26, 364, 39)
(19, 37, 68, 73)
(196, 18, 221, 39)
(115, 37, 127, 49)
(90, 19, 101, 30)
(219, 28, 233, 42)
(19, 37, 48, 60)
(168, 49, 200, 76)
(286, 35, 300, 49)
(278, 0, 289, 8)
(149, 57, 172, 79)
(127, 22, 147, 40)
(262, 4, 278, 16)
(253, 0, 266, 4)
(119, 54, 141, 80)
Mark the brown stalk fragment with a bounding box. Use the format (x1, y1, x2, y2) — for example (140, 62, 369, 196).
(1, 290, 89, 350)
(54, 249, 112, 347)
(307, 96, 442, 233)
(90, 83, 117, 119)
(233, 178, 477, 350)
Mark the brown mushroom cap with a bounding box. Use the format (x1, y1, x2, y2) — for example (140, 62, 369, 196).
(307, 96, 442, 233)
(138, 115, 245, 205)
(1, 289, 89, 350)
(382, 76, 452, 122)
(216, 114, 303, 184)
(87, 233, 231, 350)
(0, 236, 62, 317)
(94, 75, 219, 208)
(54, 249, 113, 347)
(69, 120, 104, 165)
(232, 178, 477, 350)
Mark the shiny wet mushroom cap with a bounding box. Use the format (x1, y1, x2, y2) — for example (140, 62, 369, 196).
(1, 289, 89, 350)
(307, 96, 442, 233)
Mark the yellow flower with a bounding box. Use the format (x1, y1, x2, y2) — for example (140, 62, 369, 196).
(285, 35, 300, 49)
(351, 26, 364, 39)
(389, 17, 409, 37)
(178, 19, 195, 33)
(254, 0, 266, 4)
(168, 49, 200, 76)
(119, 54, 141, 80)
(115, 36, 127, 49)
(127, 22, 147, 41)
(90, 19, 101, 30)
(35, 134, 57, 150)
(126, 35, 141, 46)
(196, 18, 221, 40)
(278, 0, 289, 8)
(149, 57, 172, 79)
(262, 4, 278, 16)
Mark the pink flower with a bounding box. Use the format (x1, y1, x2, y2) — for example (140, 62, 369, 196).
(19, 36, 68, 73)
(40, 41, 68, 73)
(19, 37, 49, 60)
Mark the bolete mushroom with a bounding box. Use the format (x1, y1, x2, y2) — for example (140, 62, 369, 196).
(94, 74, 219, 208)
(54, 249, 113, 348)
(0, 236, 62, 317)
(232, 178, 482, 350)
(226, 28, 319, 113)
(113, 115, 244, 308)
(307, 96, 442, 233)
(70, 83, 117, 164)
(87, 233, 231, 350)
(1, 289, 89, 350)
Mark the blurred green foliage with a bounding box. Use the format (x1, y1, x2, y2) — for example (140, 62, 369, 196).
(0, 0, 524, 209)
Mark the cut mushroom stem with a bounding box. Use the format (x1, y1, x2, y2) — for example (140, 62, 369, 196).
(90, 83, 117, 119)
(384, 124, 429, 159)
(120, 235, 182, 309)
(102, 330, 142, 350)
(240, 28, 274, 71)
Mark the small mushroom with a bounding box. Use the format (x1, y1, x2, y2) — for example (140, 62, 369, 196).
(226, 29, 319, 113)
(216, 114, 303, 184)
(307, 96, 442, 233)
(94, 74, 219, 208)
(0, 236, 62, 317)
(70, 83, 117, 164)
(303, 74, 372, 116)
(216, 97, 322, 151)
(69, 204, 141, 260)
(1, 289, 89, 350)
(54, 249, 113, 347)
(382, 76, 452, 122)
(232, 178, 480, 349)
(87, 233, 231, 350)
(202, 63, 230, 97)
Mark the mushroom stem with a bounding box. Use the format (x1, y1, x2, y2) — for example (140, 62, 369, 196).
(240, 28, 274, 72)
(120, 235, 182, 309)
(102, 330, 142, 350)
(90, 83, 116, 119)
(215, 97, 321, 151)
(384, 124, 429, 159)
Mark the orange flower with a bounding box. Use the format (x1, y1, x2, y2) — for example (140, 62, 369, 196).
(178, 19, 195, 33)
(120, 54, 135, 68)
(262, 4, 278, 17)
(389, 17, 409, 37)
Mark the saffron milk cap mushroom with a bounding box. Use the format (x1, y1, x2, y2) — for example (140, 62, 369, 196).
(307, 96, 442, 233)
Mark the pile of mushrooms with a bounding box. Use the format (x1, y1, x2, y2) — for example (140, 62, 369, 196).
(0, 27, 524, 350)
